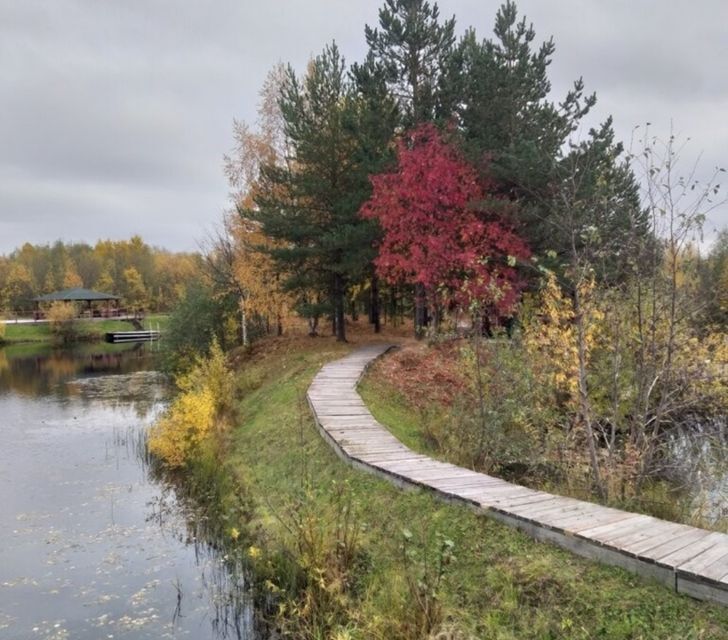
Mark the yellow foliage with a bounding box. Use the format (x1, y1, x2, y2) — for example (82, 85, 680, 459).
(719, 261, 728, 314)
(47, 301, 76, 324)
(148, 386, 216, 468)
(231, 216, 293, 327)
(148, 339, 234, 468)
(523, 272, 602, 407)
(0, 320, 5, 341)
(674, 331, 728, 409)
(62, 263, 83, 289)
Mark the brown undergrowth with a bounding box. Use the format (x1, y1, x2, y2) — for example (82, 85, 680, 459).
(372, 340, 469, 409)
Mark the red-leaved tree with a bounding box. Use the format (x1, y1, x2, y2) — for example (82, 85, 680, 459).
(361, 124, 530, 329)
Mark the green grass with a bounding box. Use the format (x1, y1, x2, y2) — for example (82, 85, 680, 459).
(359, 376, 438, 454)
(1, 321, 53, 343)
(198, 336, 728, 638)
(0, 313, 170, 344)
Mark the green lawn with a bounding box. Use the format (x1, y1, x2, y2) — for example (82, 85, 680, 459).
(191, 336, 728, 639)
(1, 313, 170, 344)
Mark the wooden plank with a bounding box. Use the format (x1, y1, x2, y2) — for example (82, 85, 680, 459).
(406, 468, 487, 483)
(344, 444, 411, 454)
(654, 531, 725, 567)
(488, 493, 564, 511)
(622, 523, 702, 557)
(425, 476, 506, 490)
(538, 504, 617, 530)
(677, 541, 728, 580)
(563, 510, 645, 537)
(507, 496, 584, 519)
(677, 576, 728, 606)
(380, 460, 459, 474)
(605, 520, 688, 553)
(465, 487, 538, 504)
(356, 452, 429, 464)
(576, 514, 653, 542)
(373, 455, 433, 466)
(638, 528, 714, 564)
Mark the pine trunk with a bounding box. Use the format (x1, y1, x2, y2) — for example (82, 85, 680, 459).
(371, 275, 381, 333)
(334, 274, 347, 342)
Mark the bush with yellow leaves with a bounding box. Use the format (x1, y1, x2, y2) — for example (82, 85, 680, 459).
(148, 340, 234, 468)
(521, 271, 604, 425)
(46, 301, 79, 343)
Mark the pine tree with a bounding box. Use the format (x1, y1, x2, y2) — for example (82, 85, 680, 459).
(253, 44, 389, 342)
(360, 0, 455, 125)
(445, 2, 645, 283)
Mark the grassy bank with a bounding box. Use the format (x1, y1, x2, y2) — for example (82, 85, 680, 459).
(0, 314, 169, 344)
(188, 333, 728, 639)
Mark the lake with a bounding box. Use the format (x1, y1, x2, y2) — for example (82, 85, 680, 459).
(0, 343, 260, 639)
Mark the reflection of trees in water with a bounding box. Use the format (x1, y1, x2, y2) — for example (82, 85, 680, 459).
(0, 344, 160, 401)
(668, 418, 728, 525)
(109, 419, 260, 639)
(142, 478, 264, 640)
(70, 370, 169, 418)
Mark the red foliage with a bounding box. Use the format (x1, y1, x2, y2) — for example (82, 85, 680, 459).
(361, 124, 530, 314)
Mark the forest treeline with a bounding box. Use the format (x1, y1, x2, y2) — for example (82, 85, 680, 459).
(0, 236, 201, 314)
(193, 0, 726, 351)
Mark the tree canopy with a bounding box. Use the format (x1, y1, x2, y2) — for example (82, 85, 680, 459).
(218, 0, 682, 343)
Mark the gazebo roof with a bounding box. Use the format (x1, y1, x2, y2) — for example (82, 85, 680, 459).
(33, 288, 120, 303)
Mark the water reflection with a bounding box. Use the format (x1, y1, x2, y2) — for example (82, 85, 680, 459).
(0, 345, 260, 639)
(0, 342, 155, 400)
(668, 418, 728, 526)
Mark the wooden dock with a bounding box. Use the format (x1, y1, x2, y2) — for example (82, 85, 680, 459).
(105, 330, 160, 343)
(307, 345, 728, 607)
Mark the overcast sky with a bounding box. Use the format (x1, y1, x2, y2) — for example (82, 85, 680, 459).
(1, 1, 727, 255)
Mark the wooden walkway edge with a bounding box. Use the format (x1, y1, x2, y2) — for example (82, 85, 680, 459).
(306, 344, 728, 607)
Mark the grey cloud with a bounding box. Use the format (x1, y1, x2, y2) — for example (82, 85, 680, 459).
(0, 0, 726, 254)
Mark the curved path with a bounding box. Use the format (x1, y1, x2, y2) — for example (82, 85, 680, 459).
(307, 345, 728, 607)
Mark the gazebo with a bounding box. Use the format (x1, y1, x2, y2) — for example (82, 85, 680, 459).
(33, 288, 121, 319)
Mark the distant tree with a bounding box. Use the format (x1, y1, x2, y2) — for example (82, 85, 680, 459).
(152, 251, 200, 311)
(0, 238, 198, 312)
(122, 266, 147, 311)
(361, 124, 530, 335)
(62, 260, 83, 289)
(3, 263, 35, 313)
(95, 267, 116, 295)
(699, 229, 728, 327)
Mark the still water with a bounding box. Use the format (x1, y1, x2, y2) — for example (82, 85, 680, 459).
(0, 343, 258, 639)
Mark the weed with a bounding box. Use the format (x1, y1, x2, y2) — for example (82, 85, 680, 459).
(400, 528, 456, 637)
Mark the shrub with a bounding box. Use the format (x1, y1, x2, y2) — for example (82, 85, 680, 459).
(148, 339, 234, 468)
(47, 301, 79, 343)
(162, 279, 238, 374)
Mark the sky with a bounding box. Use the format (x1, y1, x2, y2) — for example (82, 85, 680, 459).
(1, 0, 727, 255)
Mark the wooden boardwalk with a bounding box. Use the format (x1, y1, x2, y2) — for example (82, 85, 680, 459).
(307, 345, 728, 607)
